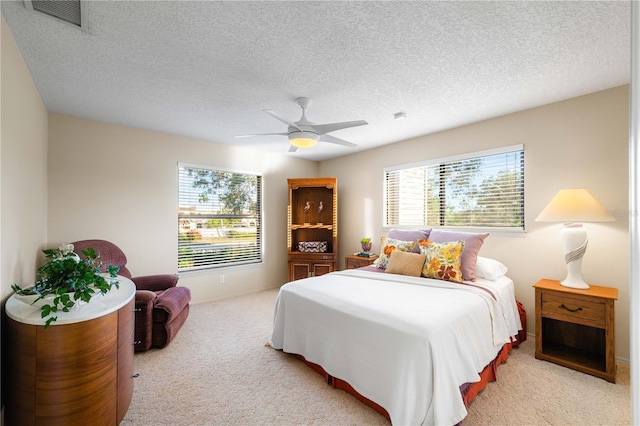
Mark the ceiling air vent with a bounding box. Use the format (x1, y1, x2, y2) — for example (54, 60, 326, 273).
(24, 0, 86, 29)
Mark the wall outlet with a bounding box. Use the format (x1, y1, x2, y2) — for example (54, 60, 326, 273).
(219, 275, 225, 284)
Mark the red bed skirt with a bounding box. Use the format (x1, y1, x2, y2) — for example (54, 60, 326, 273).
(294, 341, 514, 422)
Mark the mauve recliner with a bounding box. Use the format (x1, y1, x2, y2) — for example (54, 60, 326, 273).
(73, 239, 191, 352)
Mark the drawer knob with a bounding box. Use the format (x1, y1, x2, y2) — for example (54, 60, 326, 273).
(560, 304, 583, 313)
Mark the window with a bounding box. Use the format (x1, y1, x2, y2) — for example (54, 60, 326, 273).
(178, 164, 262, 272)
(384, 145, 524, 230)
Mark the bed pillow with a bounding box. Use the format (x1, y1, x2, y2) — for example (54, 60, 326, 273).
(419, 240, 465, 283)
(475, 256, 508, 281)
(427, 230, 489, 281)
(388, 228, 432, 253)
(385, 250, 427, 277)
(373, 237, 416, 269)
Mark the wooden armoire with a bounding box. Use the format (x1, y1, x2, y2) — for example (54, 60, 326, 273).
(287, 177, 338, 281)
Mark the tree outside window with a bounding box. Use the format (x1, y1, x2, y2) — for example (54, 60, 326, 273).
(178, 165, 262, 272)
(385, 146, 524, 230)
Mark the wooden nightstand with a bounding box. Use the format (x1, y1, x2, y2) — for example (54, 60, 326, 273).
(533, 279, 617, 383)
(345, 254, 378, 269)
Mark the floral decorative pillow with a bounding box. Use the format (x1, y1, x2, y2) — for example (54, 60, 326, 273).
(427, 230, 488, 281)
(373, 237, 416, 269)
(418, 240, 465, 283)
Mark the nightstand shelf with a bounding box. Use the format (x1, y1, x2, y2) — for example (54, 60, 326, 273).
(542, 318, 607, 372)
(534, 279, 617, 383)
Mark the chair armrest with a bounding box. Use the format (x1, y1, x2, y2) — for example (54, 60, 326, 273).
(134, 290, 156, 352)
(153, 286, 191, 324)
(131, 274, 179, 292)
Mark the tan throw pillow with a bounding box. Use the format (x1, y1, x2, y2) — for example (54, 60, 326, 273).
(385, 250, 427, 277)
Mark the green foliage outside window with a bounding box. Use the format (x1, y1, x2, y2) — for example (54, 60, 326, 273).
(178, 165, 262, 271)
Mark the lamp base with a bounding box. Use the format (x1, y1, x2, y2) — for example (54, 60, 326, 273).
(560, 224, 590, 289)
(560, 276, 590, 289)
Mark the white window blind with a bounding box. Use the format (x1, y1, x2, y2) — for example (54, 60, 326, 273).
(385, 145, 524, 230)
(178, 164, 262, 272)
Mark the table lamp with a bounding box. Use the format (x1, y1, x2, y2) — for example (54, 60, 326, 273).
(535, 188, 614, 289)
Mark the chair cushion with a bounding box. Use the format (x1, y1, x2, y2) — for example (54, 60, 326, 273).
(72, 239, 132, 278)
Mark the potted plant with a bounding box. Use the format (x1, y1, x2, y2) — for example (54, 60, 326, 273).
(360, 237, 372, 253)
(11, 243, 120, 328)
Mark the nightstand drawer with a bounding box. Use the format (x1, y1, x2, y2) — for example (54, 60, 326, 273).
(345, 254, 377, 269)
(541, 292, 605, 327)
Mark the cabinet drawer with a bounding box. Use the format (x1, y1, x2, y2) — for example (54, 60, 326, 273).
(541, 291, 605, 326)
(347, 259, 369, 269)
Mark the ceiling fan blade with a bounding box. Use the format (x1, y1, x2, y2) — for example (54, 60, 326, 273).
(320, 134, 358, 148)
(312, 120, 368, 135)
(235, 133, 288, 138)
(264, 109, 301, 131)
(288, 145, 298, 153)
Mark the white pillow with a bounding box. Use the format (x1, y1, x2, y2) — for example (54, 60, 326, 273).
(475, 256, 508, 281)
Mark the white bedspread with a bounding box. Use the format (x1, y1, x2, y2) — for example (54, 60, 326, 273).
(269, 269, 514, 426)
(471, 275, 522, 341)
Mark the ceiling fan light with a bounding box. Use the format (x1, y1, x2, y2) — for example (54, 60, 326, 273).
(290, 137, 318, 148)
(289, 131, 319, 148)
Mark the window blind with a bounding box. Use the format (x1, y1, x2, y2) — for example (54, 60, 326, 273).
(178, 164, 262, 272)
(384, 145, 524, 230)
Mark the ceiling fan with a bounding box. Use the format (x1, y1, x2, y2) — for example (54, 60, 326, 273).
(235, 97, 368, 152)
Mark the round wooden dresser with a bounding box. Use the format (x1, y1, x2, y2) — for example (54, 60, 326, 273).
(5, 276, 136, 425)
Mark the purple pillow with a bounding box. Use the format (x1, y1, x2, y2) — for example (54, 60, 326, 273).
(428, 230, 489, 281)
(388, 228, 432, 253)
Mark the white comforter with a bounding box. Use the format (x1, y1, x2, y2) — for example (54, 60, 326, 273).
(269, 269, 515, 426)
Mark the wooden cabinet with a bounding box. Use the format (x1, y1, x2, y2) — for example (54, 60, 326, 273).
(290, 253, 336, 280)
(533, 279, 617, 383)
(117, 297, 135, 421)
(345, 254, 378, 269)
(288, 177, 337, 281)
(5, 278, 135, 425)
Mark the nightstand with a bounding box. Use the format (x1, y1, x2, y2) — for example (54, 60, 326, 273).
(533, 279, 617, 382)
(345, 254, 378, 269)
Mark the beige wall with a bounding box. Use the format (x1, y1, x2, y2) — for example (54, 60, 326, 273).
(320, 85, 630, 361)
(1, 15, 49, 300)
(1, 14, 49, 416)
(47, 113, 318, 303)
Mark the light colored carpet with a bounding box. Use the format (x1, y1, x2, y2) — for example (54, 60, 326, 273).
(121, 288, 631, 425)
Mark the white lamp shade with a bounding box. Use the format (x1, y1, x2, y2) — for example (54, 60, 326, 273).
(535, 188, 614, 223)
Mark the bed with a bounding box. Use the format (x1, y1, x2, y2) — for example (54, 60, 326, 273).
(269, 231, 523, 425)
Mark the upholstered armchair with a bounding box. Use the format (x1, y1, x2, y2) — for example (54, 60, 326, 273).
(72, 239, 191, 352)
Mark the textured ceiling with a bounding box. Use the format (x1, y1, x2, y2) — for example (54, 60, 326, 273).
(1, 1, 631, 161)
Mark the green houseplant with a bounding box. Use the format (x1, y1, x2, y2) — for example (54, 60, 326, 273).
(11, 243, 120, 328)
